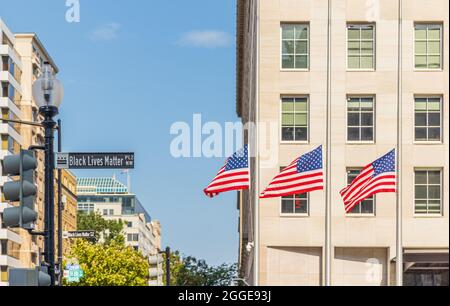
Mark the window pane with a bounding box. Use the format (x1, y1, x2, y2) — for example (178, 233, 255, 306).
(282, 113, 294, 125)
(415, 41, 427, 54)
(295, 100, 308, 111)
(282, 41, 294, 54)
(360, 98, 373, 108)
(294, 200, 308, 214)
(415, 99, 427, 111)
(415, 55, 427, 68)
(415, 113, 427, 126)
(428, 41, 440, 53)
(361, 113, 373, 126)
(415, 128, 427, 140)
(295, 55, 308, 69)
(415, 186, 427, 199)
(360, 200, 374, 214)
(428, 171, 441, 184)
(361, 41, 373, 54)
(428, 186, 441, 199)
(282, 127, 294, 141)
(428, 113, 441, 126)
(428, 99, 441, 111)
(282, 25, 295, 39)
(348, 56, 360, 69)
(295, 26, 308, 39)
(361, 128, 373, 141)
(295, 41, 308, 54)
(428, 28, 441, 40)
(428, 56, 441, 68)
(295, 128, 308, 141)
(282, 199, 294, 213)
(415, 28, 427, 40)
(348, 113, 360, 126)
(295, 113, 307, 126)
(361, 56, 374, 69)
(348, 128, 360, 141)
(415, 200, 427, 213)
(348, 100, 360, 110)
(282, 99, 295, 112)
(348, 28, 360, 40)
(428, 201, 441, 214)
(415, 171, 427, 184)
(348, 41, 360, 54)
(361, 28, 374, 39)
(282, 55, 295, 68)
(428, 128, 441, 140)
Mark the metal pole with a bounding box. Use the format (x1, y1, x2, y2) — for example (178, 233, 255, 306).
(41, 106, 58, 286)
(165, 247, 171, 286)
(57, 119, 63, 286)
(396, 0, 404, 287)
(324, 0, 333, 287)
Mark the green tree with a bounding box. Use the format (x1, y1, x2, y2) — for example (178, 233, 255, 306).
(164, 251, 237, 286)
(66, 238, 149, 286)
(77, 211, 125, 244)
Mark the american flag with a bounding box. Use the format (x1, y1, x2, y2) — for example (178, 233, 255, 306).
(260, 146, 324, 198)
(340, 149, 397, 213)
(204, 145, 250, 198)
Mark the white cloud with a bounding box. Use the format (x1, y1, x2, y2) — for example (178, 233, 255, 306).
(89, 23, 121, 41)
(177, 31, 232, 48)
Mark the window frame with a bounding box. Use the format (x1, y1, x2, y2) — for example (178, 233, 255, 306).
(345, 168, 376, 217)
(280, 193, 310, 217)
(280, 23, 310, 71)
(346, 95, 376, 144)
(346, 23, 376, 71)
(280, 95, 310, 144)
(413, 95, 444, 144)
(414, 23, 444, 71)
(414, 168, 443, 217)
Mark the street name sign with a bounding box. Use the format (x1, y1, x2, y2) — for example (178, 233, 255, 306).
(56, 153, 134, 170)
(63, 231, 96, 239)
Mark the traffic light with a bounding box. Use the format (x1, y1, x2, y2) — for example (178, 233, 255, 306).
(2, 149, 38, 229)
(8, 266, 51, 287)
(148, 253, 164, 286)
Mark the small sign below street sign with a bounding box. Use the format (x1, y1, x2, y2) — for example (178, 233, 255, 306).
(65, 263, 84, 283)
(63, 231, 96, 239)
(56, 153, 134, 169)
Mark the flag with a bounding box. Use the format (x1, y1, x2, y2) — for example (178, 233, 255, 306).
(340, 149, 396, 213)
(260, 146, 324, 198)
(204, 145, 250, 198)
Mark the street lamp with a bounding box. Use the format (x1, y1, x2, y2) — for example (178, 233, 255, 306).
(32, 62, 63, 286)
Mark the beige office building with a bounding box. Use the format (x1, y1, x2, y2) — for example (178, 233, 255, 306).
(1, 18, 59, 285)
(237, 0, 449, 286)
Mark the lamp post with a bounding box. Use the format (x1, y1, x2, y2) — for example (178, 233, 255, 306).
(32, 62, 64, 286)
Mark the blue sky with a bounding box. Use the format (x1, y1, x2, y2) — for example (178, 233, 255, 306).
(1, 0, 239, 265)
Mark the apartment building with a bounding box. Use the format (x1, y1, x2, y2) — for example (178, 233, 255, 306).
(77, 177, 161, 259)
(55, 169, 78, 258)
(0, 18, 60, 286)
(237, 0, 448, 286)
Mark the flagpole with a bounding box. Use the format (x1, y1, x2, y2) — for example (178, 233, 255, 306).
(395, 0, 404, 287)
(324, 0, 333, 287)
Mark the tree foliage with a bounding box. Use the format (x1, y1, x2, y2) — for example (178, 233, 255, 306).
(77, 211, 125, 244)
(66, 238, 149, 286)
(164, 251, 237, 286)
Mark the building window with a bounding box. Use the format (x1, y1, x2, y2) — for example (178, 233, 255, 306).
(127, 233, 139, 242)
(415, 24, 442, 69)
(281, 96, 309, 141)
(1, 266, 8, 282)
(415, 97, 442, 142)
(281, 193, 309, 215)
(281, 24, 309, 69)
(127, 222, 133, 228)
(348, 24, 375, 70)
(346, 169, 375, 214)
(415, 170, 442, 215)
(347, 97, 375, 142)
(103, 209, 108, 216)
(0, 240, 21, 260)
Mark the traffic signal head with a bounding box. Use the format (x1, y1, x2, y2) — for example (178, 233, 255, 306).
(2, 150, 38, 229)
(8, 267, 51, 287)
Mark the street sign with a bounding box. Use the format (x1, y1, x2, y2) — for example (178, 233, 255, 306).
(56, 152, 134, 169)
(65, 263, 84, 283)
(63, 231, 96, 239)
